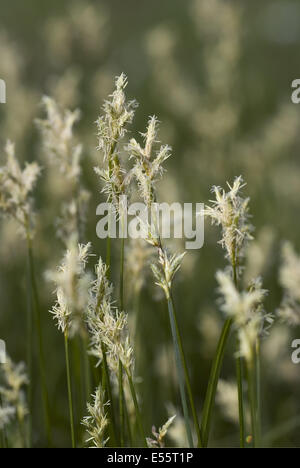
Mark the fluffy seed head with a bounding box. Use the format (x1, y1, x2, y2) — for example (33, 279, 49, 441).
(205, 176, 253, 275)
(216, 270, 272, 361)
(82, 386, 109, 448)
(47, 239, 92, 336)
(36, 96, 82, 180)
(0, 141, 41, 238)
(277, 242, 300, 326)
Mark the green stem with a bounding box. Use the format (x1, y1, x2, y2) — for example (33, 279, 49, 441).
(82, 335, 91, 406)
(124, 366, 147, 447)
(101, 343, 118, 445)
(232, 261, 245, 448)
(0, 395, 8, 448)
(201, 317, 233, 447)
(236, 352, 246, 448)
(17, 415, 27, 448)
(106, 237, 111, 281)
(255, 339, 262, 447)
(26, 253, 33, 448)
(247, 349, 259, 448)
(118, 361, 125, 447)
(64, 334, 76, 448)
(167, 295, 202, 448)
(119, 236, 125, 311)
(124, 395, 133, 447)
(27, 234, 52, 446)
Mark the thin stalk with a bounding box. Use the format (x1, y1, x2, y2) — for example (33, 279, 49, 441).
(105, 147, 116, 281)
(201, 317, 233, 447)
(118, 218, 127, 446)
(247, 350, 259, 448)
(124, 366, 147, 447)
(118, 361, 125, 447)
(236, 352, 245, 448)
(17, 415, 27, 449)
(82, 335, 92, 405)
(0, 395, 8, 448)
(155, 223, 201, 447)
(26, 255, 33, 448)
(73, 337, 84, 424)
(119, 210, 126, 311)
(26, 234, 52, 446)
(101, 343, 118, 445)
(167, 295, 200, 448)
(124, 396, 133, 447)
(119, 235, 125, 311)
(255, 339, 262, 447)
(64, 334, 76, 448)
(232, 261, 245, 448)
(106, 237, 111, 281)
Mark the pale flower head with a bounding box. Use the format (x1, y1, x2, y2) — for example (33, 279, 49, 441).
(82, 386, 109, 448)
(147, 415, 176, 448)
(216, 270, 272, 361)
(126, 116, 171, 206)
(0, 357, 28, 424)
(36, 96, 82, 180)
(47, 238, 92, 336)
(95, 74, 137, 213)
(277, 242, 300, 326)
(87, 256, 135, 374)
(205, 176, 253, 275)
(0, 140, 41, 238)
(0, 405, 15, 430)
(151, 248, 186, 299)
(96, 72, 137, 161)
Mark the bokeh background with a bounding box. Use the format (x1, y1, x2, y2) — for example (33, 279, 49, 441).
(1, 0, 300, 447)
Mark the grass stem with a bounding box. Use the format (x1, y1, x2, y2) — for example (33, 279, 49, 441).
(236, 352, 245, 448)
(101, 343, 118, 445)
(201, 317, 233, 447)
(255, 339, 262, 447)
(118, 361, 125, 447)
(232, 261, 246, 448)
(64, 334, 76, 448)
(26, 234, 52, 446)
(167, 295, 202, 448)
(124, 366, 147, 447)
(26, 253, 33, 448)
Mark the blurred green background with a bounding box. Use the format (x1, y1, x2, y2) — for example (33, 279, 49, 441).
(1, 0, 300, 447)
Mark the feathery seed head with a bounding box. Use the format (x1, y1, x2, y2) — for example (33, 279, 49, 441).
(95, 74, 137, 214)
(97, 73, 137, 161)
(48, 238, 92, 336)
(87, 256, 134, 373)
(151, 248, 186, 299)
(0, 141, 41, 238)
(0, 405, 15, 430)
(147, 415, 176, 448)
(205, 176, 253, 274)
(277, 242, 300, 326)
(0, 357, 28, 424)
(216, 270, 271, 361)
(126, 116, 171, 206)
(82, 386, 109, 448)
(36, 96, 82, 180)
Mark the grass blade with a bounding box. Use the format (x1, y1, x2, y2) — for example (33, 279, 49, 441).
(64, 334, 76, 448)
(201, 317, 233, 447)
(167, 296, 196, 448)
